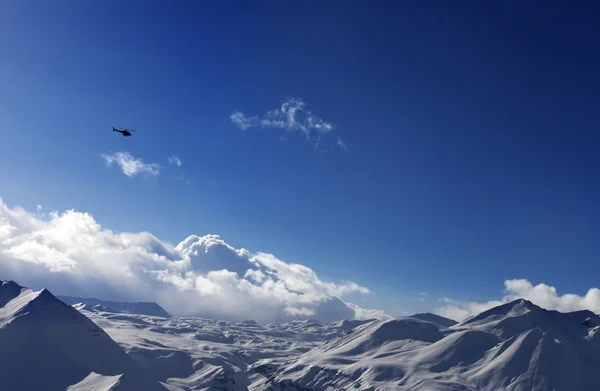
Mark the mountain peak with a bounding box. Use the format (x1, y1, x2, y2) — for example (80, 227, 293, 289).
(458, 298, 538, 328)
(1, 280, 23, 289)
(410, 312, 458, 327)
(0, 280, 26, 296)
(262, 300, 600, 390)
(0, 283, 166, 390)
(0, 280, 27, 307)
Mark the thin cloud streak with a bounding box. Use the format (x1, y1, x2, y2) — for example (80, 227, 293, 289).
(230, 97, 346, 150)
(168, 155, 182, 167)
(101, 152, 160, 177)
(178, 175, 191, 184)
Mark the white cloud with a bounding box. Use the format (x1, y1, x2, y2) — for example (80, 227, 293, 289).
(101, 152, 160, 177)
(230, 111, 259, 130)
(230, 97, 346, 150)
(35, 204, 45, 218)
(167, 155, 182, 167)
(0, 198, 381, 324)
(284, 306, 315, 317)
(244, 268, 267, 283)
(346, 302, 392, 321)
(436, 279, 600, 321)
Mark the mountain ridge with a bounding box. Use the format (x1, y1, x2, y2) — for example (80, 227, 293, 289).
(3, 279, 599, 391)
(409, 312, 458, 327)
(57, 295, 171, 318)
(252, 298, 600, 390)
(0, 280, 166, 390)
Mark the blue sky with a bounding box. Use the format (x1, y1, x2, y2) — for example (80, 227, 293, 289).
(1, 1, 599, 317)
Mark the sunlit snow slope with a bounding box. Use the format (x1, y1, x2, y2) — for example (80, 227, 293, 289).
(0, 280, 165, 391)
(3, 278, 599, 391)
(256, 299, 600, 390)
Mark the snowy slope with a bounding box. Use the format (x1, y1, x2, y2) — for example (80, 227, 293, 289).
(80, 310, 369, 390)
(5, 278, 600, 391)
(410, 312, 458, 327)
(0, 281, 166, 391)
(57, 295, 170, 318)
(66, 372, 141, 391)
(253, 299, 600, 390)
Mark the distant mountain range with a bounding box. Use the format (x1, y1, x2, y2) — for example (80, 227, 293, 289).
(254, 299, 600, 390)
(57, 295, 170, 318)
(2, 279, 598, 390)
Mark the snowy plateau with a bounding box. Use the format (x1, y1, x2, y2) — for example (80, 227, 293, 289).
(1, 280, 600, 391)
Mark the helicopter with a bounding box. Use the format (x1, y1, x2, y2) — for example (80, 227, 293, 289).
(112, 127, 135, 137)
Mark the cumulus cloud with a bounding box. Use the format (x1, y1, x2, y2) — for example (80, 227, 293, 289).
(0, 198, 381, 324)
(436, 279, 600, 322)
(230, 97, 346, 150)
(167, 155, 182, 167)
(101, 152, 160, 177)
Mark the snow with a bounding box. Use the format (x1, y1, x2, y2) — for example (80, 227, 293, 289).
(0, 280, 27, 307)
(409, 312, 458, 327)
(254, 300, 600, 390)
(81, 309, 362, 390)
(3, 279, 600, 390)
(66, 373, 124, 391)
(0, 281, 165, 390)
(57, 295, 170, 318)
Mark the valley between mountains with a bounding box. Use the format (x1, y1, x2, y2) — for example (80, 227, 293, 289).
(2, 279, 598, 391)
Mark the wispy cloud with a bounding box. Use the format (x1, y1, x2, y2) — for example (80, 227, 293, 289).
(336, 137, 348, 151)
(167, 155, 182, 167)
(436, 279, 600, 321)
(101, 152, 160, 177)
(230, 111, 259, 130)
(178, 175, 191, 185)
(230, 97, 346, 150)
(34, 204, 45, 218)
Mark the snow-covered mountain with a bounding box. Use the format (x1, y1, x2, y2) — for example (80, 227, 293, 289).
(409, 312, 458, 327)
(0, 280, 166, 391)
(4, 278, 599, 391)
(255, 299, 600, 390)
(82, 310, 371, 390)
(57, 295, 170, 318)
